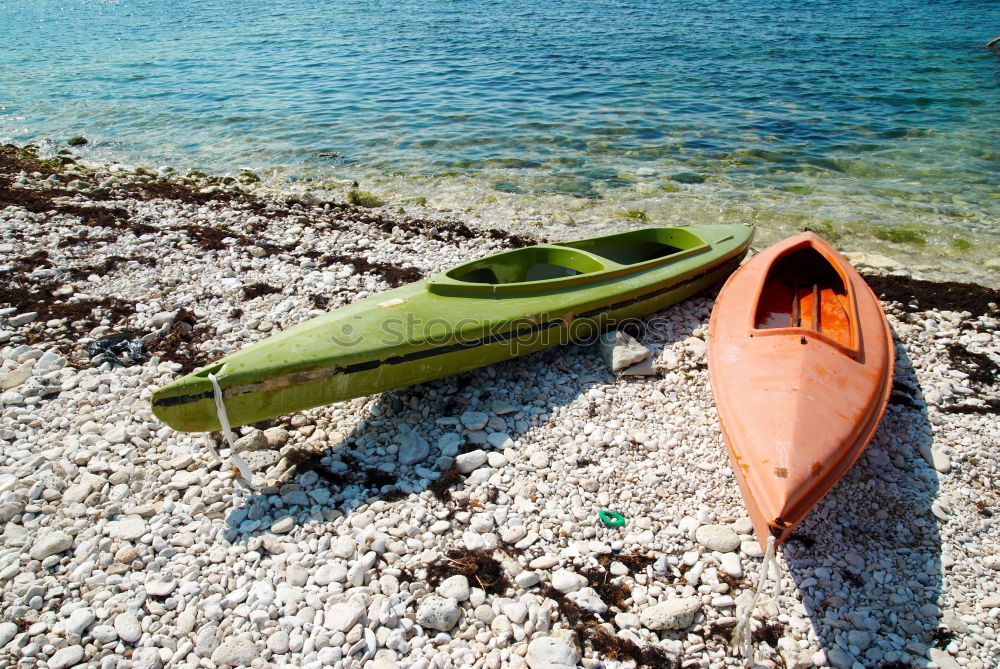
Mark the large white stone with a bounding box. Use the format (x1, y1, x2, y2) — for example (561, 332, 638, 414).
(695, 524, 740, 552)
(682, 336, 707, 360)
(460, 411, 489, 430)
(416, 596, 460, 632)
(233, 430, 268, 452)
(211, 638, 260, 667)
(0, 362, 33, 390)
(107, 515, 146, 541)
(314, 563, 347, 586)
(437, 432, 462, 455)
(550, 569, 588, 594)
(398, 433, 430, 465)
(0, 622, 17, 648)
(928, 648, 962, 669)
(719, 552, 743, 578)
(29, 531, 73, 560)
(918, 443, 952, 473)
(104, 426, 128, 444)
(267, 629, 290, 654)
(570, 587, 608, 614)
(437, 575, 471, 601)
(324, 600, 364, 632)
(455, 449, 487, 474)
(526, 636, 580, 669)
(65, 608, 96, 636)
(486, 432, 513, 449)
(146, 577, 177, 597)
(502, 601, 528, 625)
(598, 330, 651, 372)
(285, 564, 308, 587)
(619, 358, 658, 376)
(91, 624, 118, 644)
(48, 645, 84, 669)
(114, 612, 142, 643)
(332, 535, 356, 559)
(501, 526, 528, 544)
(639, 598, 701, 630)
(271, 516, 295, 534)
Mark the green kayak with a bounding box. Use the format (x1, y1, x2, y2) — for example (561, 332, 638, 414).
(152, 224, 753, 432)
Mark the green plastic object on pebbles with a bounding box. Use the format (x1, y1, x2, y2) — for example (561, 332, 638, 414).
(599, 510, 626, 528)
(151, 225, 754, 432)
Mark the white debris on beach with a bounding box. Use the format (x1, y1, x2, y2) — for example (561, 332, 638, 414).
(1, 147, 998, 668)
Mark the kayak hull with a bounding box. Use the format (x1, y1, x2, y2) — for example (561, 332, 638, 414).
(707, 232, 893, 548)
(154, 225, 753, 432)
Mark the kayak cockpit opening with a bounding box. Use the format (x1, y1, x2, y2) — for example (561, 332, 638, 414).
(753, 245, 853, 349)
(446, 246, 605, 284)
(428, 226, 734, 298)
(554, 227, 706, 265)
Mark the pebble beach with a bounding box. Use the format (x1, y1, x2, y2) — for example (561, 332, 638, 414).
(1, 144, 998, 669)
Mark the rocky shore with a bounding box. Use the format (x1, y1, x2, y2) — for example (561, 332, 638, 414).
(1, 144, 998, 669)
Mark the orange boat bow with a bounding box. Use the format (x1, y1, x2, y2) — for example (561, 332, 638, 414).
(707, 232, 894, 549)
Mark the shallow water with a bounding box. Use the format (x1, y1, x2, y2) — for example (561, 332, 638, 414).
(2, 0, 998, 280)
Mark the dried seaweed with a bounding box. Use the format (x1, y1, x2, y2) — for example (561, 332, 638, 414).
(242, 282, 282, 299)
(940, 400, 1000, 416)
(580, 566, 631, 609)
(284, 449, 349, 487)
(587, 625, 678, 668)
(946, 344, 999, 387)
(317, 252, 423, 287)
(538, 583, 676, 668)
(717, 570, 750, 591)
(374, 216, 538, 248)
(143, 307, 213, 374)
(862, 272, 1000, 317)
(597, 552, 656, 573)
(426, 547, 510, 594)
(429, 462, 463, 501)
(752, 621, 784, 646)
(933, 626, 956, 648)
(363, 468, 398, 490)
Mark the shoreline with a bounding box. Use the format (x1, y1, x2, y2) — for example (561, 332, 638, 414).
(1, 142, 999, 668)
(8, 137, 1000, 286)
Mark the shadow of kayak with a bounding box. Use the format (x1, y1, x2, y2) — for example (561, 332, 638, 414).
(782, 333, 943, 667)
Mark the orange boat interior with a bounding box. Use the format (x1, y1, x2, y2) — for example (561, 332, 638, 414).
(753, 246, 852, 348)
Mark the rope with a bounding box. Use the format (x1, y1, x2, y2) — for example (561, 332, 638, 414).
(730, 534, 780, 664)
(208, 373, 254, 485)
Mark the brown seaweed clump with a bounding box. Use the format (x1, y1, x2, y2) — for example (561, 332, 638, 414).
(861, 272, 1000, 317)
(426, 547, 510, 595)
(283, 449, 351, 487)
(143, 308, 213, 374)
(538, 572, 679, 669)
(580, 566, 631, 609)
(428, 462, 463, 501)
(587, 625, 678, 668)
(241, 282, 282, 300)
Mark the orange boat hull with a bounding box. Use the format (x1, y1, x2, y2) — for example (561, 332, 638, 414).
(707, 232, 894, 549)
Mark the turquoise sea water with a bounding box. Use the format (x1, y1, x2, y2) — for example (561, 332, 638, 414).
(2, 0, 998, 278)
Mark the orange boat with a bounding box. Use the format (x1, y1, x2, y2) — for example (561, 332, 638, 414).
(707, 232, 894, 548)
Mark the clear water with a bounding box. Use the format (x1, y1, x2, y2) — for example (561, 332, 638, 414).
(2, 0, 998, 280)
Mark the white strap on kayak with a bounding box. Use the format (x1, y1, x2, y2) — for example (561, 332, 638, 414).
(731, 534, 780, 664)
(208, 373, 254, 484)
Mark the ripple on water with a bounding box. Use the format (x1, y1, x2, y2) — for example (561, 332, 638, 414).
(1, 0, 997, 279)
